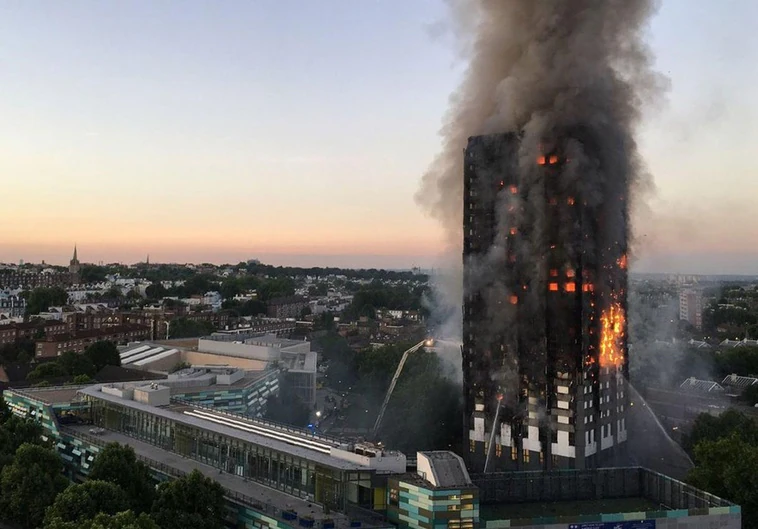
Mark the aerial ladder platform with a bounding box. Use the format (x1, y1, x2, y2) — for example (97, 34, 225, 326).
(370, 338, 433, 440)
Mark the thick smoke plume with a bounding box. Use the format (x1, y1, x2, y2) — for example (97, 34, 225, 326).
(418, 0, 666, 352)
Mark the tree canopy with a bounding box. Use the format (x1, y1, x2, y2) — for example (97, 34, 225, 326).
(85, 341, 121, 372)
(89, 443, 156, 514)
(168, 318, 216, 339)
(44, 480, 130, 528)
(683, 409, 758, 453)
(44, 511, 160, 529)
(24, 286, 69, 315)
(151, 469, 226, 529)
(0, 443, 69, 528)
(688, 434, 758, 529)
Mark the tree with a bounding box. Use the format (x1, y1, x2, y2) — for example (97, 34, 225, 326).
(26, 286, 69, 315)
(104, 287, 123, 300)
(59, 350, 97, 378)
(80, 265, 108, 284)
(27, 361, 68, 382)
(89, 444, 156, 514)
(85, 341, 121, 372)
(0, 396, 10, 423)
(145, 283, 167, 300)
(45, 511, 159, 529)
(151, 469, 226, 529)
(745, 384, 758, 406)
(168, 318, 215, 339)
(0, 415, 46, 469)
(688, 434, 758, 529)
(300, 306, 312, 320)
(0, 443, 69, 528)
(683, 409, 758, 453)
(0, 338, 35, 365)
(257, 277, 295, 302)
(43, 480, 130, 528)
(219, 278, 242, 300)
(73, 374, 94, 384)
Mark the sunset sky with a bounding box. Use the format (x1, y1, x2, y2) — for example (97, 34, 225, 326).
(1, 1, 756, 273)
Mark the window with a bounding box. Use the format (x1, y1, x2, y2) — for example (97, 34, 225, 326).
(511, 446, 517, 461)
(389, 488, 399, 506)
(523, 450, 530, 463)
(549, 283, 559, 292)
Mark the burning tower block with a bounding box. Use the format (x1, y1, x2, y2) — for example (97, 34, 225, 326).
(462, 133, 628, 472)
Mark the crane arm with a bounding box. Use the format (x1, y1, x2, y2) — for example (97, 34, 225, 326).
(371, 339, 429, 439)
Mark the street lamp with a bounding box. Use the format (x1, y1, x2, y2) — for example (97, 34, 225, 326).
(315, 410, 322, 418)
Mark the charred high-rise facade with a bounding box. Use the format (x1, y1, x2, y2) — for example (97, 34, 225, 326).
(463, 132, 629, 473)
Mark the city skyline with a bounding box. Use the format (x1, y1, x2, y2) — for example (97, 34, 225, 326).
(1, 1, 756, 273)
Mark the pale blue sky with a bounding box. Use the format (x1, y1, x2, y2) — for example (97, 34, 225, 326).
(0, 1, 756, 272)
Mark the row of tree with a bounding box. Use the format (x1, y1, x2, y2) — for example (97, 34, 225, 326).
(0, 398, 227, 529)
(26, 341, 121, 385)
(340, 282, 428, 321)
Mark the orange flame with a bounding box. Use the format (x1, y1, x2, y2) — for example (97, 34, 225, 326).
(599, 303, 625, 368)
(617, 254, 628, 269)
(537, 155, 547, 165)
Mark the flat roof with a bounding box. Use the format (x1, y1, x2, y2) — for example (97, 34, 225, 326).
(62, 425, 354, 524)
(419, 451, 471, 488)
(78, 385, 365, 471)
(8, 386, 88, 405)
(480, 498, 663, 521)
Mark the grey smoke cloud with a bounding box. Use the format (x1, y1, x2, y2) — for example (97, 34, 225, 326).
(418, 0, 667, 349)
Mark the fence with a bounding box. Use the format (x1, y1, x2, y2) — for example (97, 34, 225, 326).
(60, 426, 386, 529)
(472, 466, 734, 510)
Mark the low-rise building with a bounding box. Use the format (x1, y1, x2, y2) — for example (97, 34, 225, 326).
(1, 382, 743, 529)
(267, 296, 307, 319)
(35, 324, 150, 358)
(0, 320, 68, 347)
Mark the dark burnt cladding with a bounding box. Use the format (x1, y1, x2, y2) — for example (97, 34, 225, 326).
(462, 131, 629, 472)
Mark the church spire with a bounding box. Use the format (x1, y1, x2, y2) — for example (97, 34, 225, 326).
(72, 244, 78, 263)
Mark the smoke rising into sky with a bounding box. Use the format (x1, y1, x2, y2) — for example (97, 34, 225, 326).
(417, 0, 668, 342)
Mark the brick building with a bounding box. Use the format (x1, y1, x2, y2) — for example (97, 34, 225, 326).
(0, 269, 71, 290)
(34, 324, 150, 358)
(0, 320, 68, 347)
(267, 296, 307, 319)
